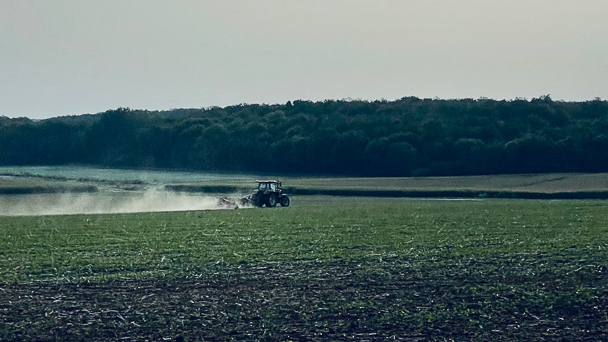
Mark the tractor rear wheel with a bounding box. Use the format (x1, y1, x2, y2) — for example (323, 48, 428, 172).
(266, 193, 277, 207)
(252, 194, 264, 207)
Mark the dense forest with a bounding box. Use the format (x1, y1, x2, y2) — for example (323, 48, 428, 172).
(1, 96, 607, 177)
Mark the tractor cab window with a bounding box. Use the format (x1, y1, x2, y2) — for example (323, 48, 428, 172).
(258, 183, 267, 191)
(270, 182, 276, 191)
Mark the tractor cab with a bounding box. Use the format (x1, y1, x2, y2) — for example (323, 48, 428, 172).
(258, 181, 280, 192)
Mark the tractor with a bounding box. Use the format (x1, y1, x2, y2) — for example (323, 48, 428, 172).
(241, 180, 290, 208)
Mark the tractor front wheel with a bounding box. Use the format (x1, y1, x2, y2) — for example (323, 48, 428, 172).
(280, 196, 290, 207)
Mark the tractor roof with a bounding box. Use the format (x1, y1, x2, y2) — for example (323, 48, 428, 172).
(256, 180, 279, 183)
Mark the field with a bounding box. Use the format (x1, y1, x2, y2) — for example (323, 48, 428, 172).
(1, 197, 608, 341)
(167, 172, 608, 200)
(0, 175, 97, 195)
(201, 172, 608, 193)
(3, 166, 608, 198)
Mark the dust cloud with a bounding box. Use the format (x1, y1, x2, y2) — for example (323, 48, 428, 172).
(0, 189, 232, 216)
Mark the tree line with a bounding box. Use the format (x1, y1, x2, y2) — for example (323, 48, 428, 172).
(1, 96, 607, 177)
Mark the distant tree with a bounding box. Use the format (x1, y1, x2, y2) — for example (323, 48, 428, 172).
(386, 142, 417, 176)
(421, 118, 445, 142)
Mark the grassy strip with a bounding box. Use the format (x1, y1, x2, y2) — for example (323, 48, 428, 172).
(165, 183, 608, 199)
(288, 188, 608, 199)
(176, 173, 608, 193)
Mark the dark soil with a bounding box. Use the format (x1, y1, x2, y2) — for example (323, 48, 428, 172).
(2, 257, 607, 341)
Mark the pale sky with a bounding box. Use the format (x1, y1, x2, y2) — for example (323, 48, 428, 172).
(1, 1, 607, 119)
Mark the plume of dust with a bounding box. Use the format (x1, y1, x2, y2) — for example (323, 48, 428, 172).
(0, 189, 238, 216)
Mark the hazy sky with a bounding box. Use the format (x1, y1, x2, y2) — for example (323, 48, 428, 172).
(2, 1, 607, 119)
